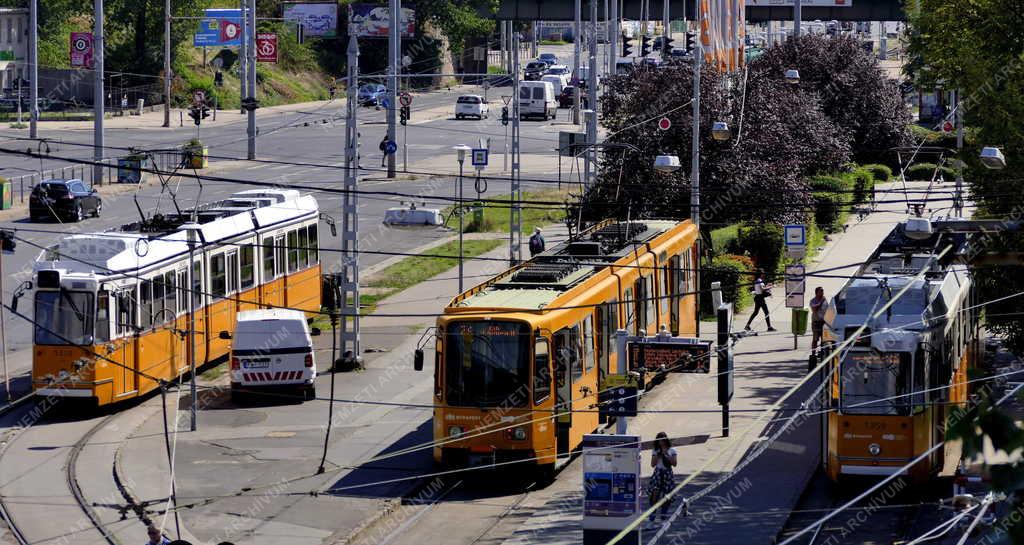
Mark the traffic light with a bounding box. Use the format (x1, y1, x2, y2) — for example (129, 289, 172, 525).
(621, 32, 634, 57)
(188, 106, 201, 125)
(399, 105, 410, 125)
(640, 35, 651, 57)
(661, 35, 674, 58)
(685, 31, 697, 54)
(501, 106, 509, 126)
(241, 97, 259, 112)
(0, 230, 15, 254)
(201, 105, 210, 120)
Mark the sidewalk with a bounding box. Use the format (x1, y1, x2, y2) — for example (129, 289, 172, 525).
(491, 182, 917, 545)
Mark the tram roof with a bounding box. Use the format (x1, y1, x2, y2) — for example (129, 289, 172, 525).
(34, 189, 318, 277)
(451, 219, 686, 311)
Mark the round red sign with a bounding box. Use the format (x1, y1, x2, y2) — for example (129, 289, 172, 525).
(658, 117, 671, 131)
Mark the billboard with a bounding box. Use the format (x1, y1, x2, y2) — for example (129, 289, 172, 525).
(69, 32, 93, 68)
(193, 10, 243, 47)
(283, 3, 339, 38)
(348, 4, 415, 38)
(256, 33, 278, 63)
(746, 0, 852, 5)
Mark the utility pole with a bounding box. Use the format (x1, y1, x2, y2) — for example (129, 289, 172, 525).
(386, 0, 400, 178)
(954, 89, 964, 217)
(246, 0, 256, 160)
(509, 30, 522, 266)
(239, 0, 247, 115)
(573, 0, 582, 125)
(609, 0, 617, 74)
(29, 0, 38, 138)
(500, 21, 507, 72)
(662, 0, 669, 59)
(341, 29, 361, 368)
(185, 225, 199, 431)
(793, 0, 801, 40)
(585, 0, 598, 190)
(93, 0, 104, 186)
(163, 0, 170, 127)
(691, 9, 702, 334)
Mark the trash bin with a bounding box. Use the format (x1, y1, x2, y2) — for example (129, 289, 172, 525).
(791, 308, 809, 336)
(0, 178, 11, 210)
(472, 201, 484, 228)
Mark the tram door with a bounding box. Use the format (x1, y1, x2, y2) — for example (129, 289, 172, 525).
(553, 326, 580, 456)
(114, 288, 137, 394)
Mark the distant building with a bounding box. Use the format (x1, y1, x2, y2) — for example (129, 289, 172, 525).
(0, 8, 28, 94)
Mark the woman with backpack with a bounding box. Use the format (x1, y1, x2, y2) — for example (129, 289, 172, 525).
(744, 269, 776, 332)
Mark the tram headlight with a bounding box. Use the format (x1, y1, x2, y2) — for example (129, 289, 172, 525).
(448, 425, 464, 439)
(868, 443, 881, 456)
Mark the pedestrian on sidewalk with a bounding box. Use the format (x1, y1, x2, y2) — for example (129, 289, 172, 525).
(744, 269, 776, 332)
(529, 226, 546, 256)
(145, 525, 170, 545)
(646, 431, 677, 523)
(810, 287, 828, 353)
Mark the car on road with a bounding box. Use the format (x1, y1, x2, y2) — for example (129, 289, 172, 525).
(541, 74, 569, 96)
(544, 64, 570, 77)
(29, 179, 101, 222)
(557, 85, 589, 109)
(524, 61, 548, 81)
(670, 48, 692, 60)
(455, 94, 489, 119)
(357, 83, 387, 106)
(538, 53, 560, 66)
(519, 80, 557, 120)
(226, 309, 320, 402)
(575, 66, 599, 89)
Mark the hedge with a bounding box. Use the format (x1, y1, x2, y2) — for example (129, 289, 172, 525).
(700, 254, 754, 315)
(905, 162, 956, 181)
(849, 168, 876, 205)
(734, 223, 784, 275)
(860, 163, 893, 183)
(808, 175, 853, 233)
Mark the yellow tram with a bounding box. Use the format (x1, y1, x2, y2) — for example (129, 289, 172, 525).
(822, 224, 978, 483)
(30, 189, 322, 406)
(420, 220, 699, 474)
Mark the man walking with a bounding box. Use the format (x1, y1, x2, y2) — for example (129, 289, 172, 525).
(529, 226, 546, 256)
(810, 287, 828, 352)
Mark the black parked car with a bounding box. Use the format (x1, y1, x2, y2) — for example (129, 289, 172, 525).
(524, 61, 548, 81)
(29, 179, 102, 222)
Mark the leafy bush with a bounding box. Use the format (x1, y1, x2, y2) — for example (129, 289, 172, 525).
(849, 168, 876, 204)
(733, 223, 785, 274)
(860, 163, 893, 182)
(701, 254, 754, 314)
(905, 162, 956, 180)
(710, 224, 739, 255)
(808, 175, 853, 233)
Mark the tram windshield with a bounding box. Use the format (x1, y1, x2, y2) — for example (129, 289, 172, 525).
(840, 351, 913, 415)
(445, 321, 531, 408)
(34, 290, 95, 346)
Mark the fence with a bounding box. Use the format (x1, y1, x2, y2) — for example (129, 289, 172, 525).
(5, 149, 185, 204)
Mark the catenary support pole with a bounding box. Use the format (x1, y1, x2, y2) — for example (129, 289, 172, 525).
(186, 226, 198, 431)
(691, 4, 702, 335)
(584, 0, 598, 190)
(93, 0, 104, 186)
(662, 0, 669, 60)
(163, 0, 170, 127)
(29, 0, 38, 138)
(246, 0, 256, 160)
(793, 0, 801, 40)
(0, 249, 8, 402)
(386, 0, 400, 178)
(340, 29, 361, 370)
(509, 30, 522, 266)
(574, 0, 581, 125)
(609, 0, 618, 74)
(239, 0, 247, 115)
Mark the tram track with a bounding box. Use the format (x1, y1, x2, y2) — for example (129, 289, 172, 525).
(0, 402, 133, 545)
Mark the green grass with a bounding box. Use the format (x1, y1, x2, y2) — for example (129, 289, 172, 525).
(368, 239, 503, 291)
(200, 361, 228, 381)
(443, 190, 567, 235)
(710, 224, 739, 253)
(539, 39, 568, 45)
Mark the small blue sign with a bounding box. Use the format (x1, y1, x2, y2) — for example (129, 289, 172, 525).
(380, 97, 391, 110)
(471, 148, 488, 168)
(384, 141, 398, 155)
(784, 224, 807, 246)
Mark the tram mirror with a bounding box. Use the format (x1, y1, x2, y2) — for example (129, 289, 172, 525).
(414, 348, 424, 371)
(310, 327, 321, 336)
(218, 330, 232, 340)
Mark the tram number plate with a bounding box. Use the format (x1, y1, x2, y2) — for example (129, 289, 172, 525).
(243, 359, 271, 369)
(627, 341, 711, 373)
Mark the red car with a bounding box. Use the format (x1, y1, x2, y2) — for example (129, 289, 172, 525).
(557, 86, 589, 109)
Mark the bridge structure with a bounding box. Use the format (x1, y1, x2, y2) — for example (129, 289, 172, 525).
(494, 0, 906, 21)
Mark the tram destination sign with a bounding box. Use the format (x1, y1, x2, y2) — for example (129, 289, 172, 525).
(627, 338, 712, 373)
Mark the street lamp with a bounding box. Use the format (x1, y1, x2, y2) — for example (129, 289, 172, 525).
(711, 121, 731, 141)
(980, 146, 1007, 170)
(453, 144, 472, 293)
(654, 154, 682, 173)
(785, 69, 801, 84)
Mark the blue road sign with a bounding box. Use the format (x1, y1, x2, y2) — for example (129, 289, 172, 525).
(471, 148, 488, 168)
(193, 10, 242, 47)
(784, 224, 806, 246)
(384, 141, 398, 155)
(380, 97, 391, 110)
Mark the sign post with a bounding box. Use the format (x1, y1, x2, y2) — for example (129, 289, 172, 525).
(717, 303, 734, 437)
(784, 224, 807, 259)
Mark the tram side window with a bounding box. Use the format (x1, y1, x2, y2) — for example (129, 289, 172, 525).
(211, 253, 227, 299)
(645, 276, 656, 330)
(240, 245, 255, 290)
(177, 270, 187, 313)
(96, 292, 110, 343)
(297, 227, 309, 269)
(152, 275, 165, 325)
(287, 229, 300, 273)
(164, 272, 176, 319)
(262, 238, 276, 281)
(534, 337, 551, 404)
(681, 251, 692, 293)
(624, 287, 636, 333)
(582, 315, 595, 371)
(275, 235, 286, 276)
(308, 225, 319, 264)
(634, 279, 647, 334)
(607, 299, 619, 356)
(192, 260, 203, 308)
(140, 280, 153, 329)
(596, 306, 606, 370)
(659, 260, 669, 316)
(227, 251, 239, 294)
(116, 288, 136, 336)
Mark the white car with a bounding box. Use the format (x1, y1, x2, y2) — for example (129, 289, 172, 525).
(544, 64, 570, 77)
(455, 95, 489, 120)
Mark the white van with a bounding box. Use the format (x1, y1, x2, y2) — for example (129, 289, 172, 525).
(540, 74, 568, 96)
(225, 309, 319, 401)
(519, 81, 557, 120)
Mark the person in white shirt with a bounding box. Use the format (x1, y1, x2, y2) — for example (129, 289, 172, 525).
(646, 431, 678, 523)
(744, 269, 776, 332)
(809, 287, 828, 352)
